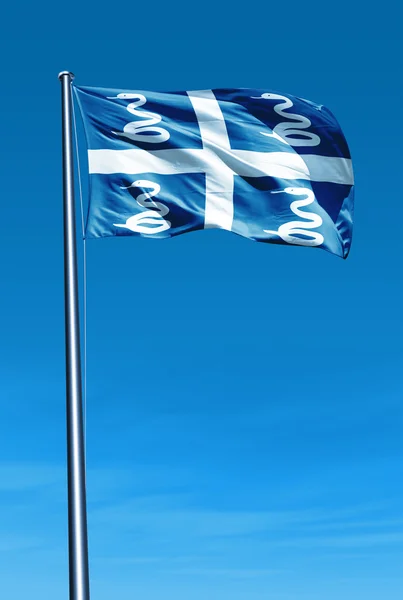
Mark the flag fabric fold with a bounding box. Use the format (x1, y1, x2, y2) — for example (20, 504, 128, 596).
(74, 85, 354, 258)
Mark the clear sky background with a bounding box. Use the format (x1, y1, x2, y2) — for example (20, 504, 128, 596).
(0, 2, 402, 599)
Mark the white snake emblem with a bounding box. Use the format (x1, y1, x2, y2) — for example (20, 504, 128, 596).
(108, 93, 170, 143)
(265, 187, 324, 247)
(114, 180, 171, 234)
(252, 93, 321, 146)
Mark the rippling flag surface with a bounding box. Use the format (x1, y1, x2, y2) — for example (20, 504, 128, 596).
(74, 85, 354, 258)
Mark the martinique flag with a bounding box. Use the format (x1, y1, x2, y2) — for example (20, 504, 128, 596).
(74, 85, 354, 258)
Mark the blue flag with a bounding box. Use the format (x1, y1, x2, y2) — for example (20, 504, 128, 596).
(74, 85, 354, 258)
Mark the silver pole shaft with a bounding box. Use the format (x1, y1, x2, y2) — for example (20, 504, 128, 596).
(59, 70, 91, 600)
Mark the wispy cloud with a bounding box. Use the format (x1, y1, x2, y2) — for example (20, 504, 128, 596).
(91, 496, 401, 537)
(0, 534, 44, 552)
(163, 567, 283, 578)
(275, 532, 403, 549)
(91, 501, 332, 536)
(86, 464, 191, 503)
(88, 491, 403, 565)
(0, 463, 64, 492)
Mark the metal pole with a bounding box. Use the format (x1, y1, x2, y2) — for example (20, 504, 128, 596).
(59, 71, 90, 600)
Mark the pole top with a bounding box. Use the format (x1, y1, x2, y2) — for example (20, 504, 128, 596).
(58, 71, 75, 81)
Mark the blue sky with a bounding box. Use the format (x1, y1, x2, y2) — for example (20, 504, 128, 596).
(0, 1, 402, 599)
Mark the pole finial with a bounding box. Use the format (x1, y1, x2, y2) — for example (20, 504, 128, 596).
(58, 71, 75, 81)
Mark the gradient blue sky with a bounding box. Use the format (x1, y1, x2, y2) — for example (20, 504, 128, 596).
(1, 2, 402, 599)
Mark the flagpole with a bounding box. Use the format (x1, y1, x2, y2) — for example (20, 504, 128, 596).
(58, 70, 91, 600)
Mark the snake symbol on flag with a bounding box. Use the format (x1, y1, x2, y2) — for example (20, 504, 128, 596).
(114, 180, 171, 234)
